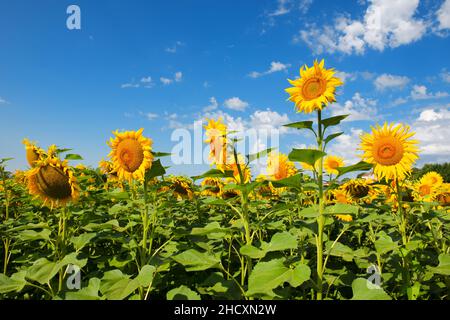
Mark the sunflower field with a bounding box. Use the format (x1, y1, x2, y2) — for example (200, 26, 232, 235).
(1, 60, 449, 301)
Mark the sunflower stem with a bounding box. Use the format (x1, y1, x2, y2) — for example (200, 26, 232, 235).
(316, 109, 325, 300)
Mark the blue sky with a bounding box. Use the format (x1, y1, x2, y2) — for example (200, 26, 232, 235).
(1, 0, 450, 177)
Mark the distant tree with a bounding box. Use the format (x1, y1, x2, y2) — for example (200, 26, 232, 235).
(411, 163, 450, 182)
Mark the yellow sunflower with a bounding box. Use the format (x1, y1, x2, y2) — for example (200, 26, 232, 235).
(108, 128, 153, 182)
(359, 122, 419, 181)
(420, 171, 443, 187)
(201, 177, 224, 198)
(285, 59, 343, 114)
(331, 189, 353, 204)
(22, 139, 46, 167)
(204, 118, 228, 167)
(342, 179, 371, 199)
(161, 176, 194, 200)
(436, 183, 450, 207)
(324, 155, 344, 175)
(413, 179, 437, 202)
(26, 157, 79, 208)
(225, 154, 251, 184)
(266, 152, 298, 181)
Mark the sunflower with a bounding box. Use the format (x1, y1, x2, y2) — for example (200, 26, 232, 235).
(436, 183, 450, 206)
(254, 174, 279, 199)
(108, 128, 153, 182)
(359, 122, 419, 181)
(204, 118, 228, 167)
(285, 59, 343, 114)
(331, 189, 353, 204)
(201, 177, 224, 198)
(22, 139, 46, 167)
(324, 155, 344, 175)
(161, 176, 194, 200)
(413, 177, 438, 202)
(225, 154, 251, 184)
(26, 157, 79, 208)
(342, 179, 371, 199)
(420, 171, 443, 187)
(266, 152, 297, 181)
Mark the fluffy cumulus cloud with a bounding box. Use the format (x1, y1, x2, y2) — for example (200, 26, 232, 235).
(160, 71, 182, 85)
(414, 106, 450, 157)
(249, 61, 291, 78)
(223, 97, 249, 111)
(331, 93, 378, 121)
(374, 73, 410, 90)
(297, 0, 427, 55)
(203, 97, 219, 112)
(437, 0, 450, 30)
(410, 84, 449, 100)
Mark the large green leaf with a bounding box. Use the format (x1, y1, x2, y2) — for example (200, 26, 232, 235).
(324, 203, 359, 215)
(167, 285, 201, 300)
(247, 148, 275, 163)
(65, 153, 83, 160)
(71, 233, 97, 252)
(240, 232, 297, 259)
(374, 232, 399, 255)
(65, 278, 102, 300)
(172, 249, 221, 271)
(320, 115, 349, 129)
(324, 132, 344, 145)
(430, 254, 450, 276)
(0, 271, 27, 294)
(351, 278, 391, 300)
(145, 159, 166, 180)
(288, 149, 326, 166)
(191, 169, 234, 181)
(247, 258, 310, 297)
(283, 120, 314, 131)
(336, 161, 373, 177)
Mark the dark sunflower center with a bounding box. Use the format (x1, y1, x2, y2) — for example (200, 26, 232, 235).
(302, 77, 326, 100)
(36, 165, 72, 199)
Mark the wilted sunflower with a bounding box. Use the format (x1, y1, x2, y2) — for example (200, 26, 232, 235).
(285, 59, 343, 114)
(420, 171, 443, 187)
(204, 118, 227, 167)
(161, 176, 194, 200)
(342, 179, 371, 199)
(266, 152, 297, 181)
(324, 155, 344, 175)
(26, 157, 79, 207)
(108, 128, 153, 182)
(22, 139, 46, 167)
(359, 122, 419, 181)
(201, 177, 224, 198)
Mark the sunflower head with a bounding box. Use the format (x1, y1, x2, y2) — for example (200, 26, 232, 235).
(359, 122, 419, 181)
(162, 176, 194, 200)
(335, 214, 353, 222)
(26, 157, 79, 208)
(324, 155, 344, 175)
(201, 177, 224, 198)
(285, 59, 343, 114)
(413, 179, 437, 202)
(108, 128, 153, 182)
(342, 179, 370, 199)
(204, 118, 228, 167)
(331, 189, 353, 204)
(436, 183, 450, 206)
(420, 171, 443, 187)
(266, 152, 297, 181)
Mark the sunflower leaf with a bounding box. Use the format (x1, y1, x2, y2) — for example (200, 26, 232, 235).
(145, 159, 166, 180)
(320, 115, 349, 130)
(246, 148, 275, 163)
(336, 161, 373, 178)
(324, 132, 344, 146)
(152, 152, 172, 158)
(191, 169, 234, 181)
(288, 149, 326, 166)
(65, 154, 83, 160)
(283, 121, 315, 132)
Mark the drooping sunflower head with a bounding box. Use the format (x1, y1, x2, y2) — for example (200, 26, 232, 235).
(359, 122, 419, 181)
(204, 117, 228, 167)
(108, 128, 153, 182)
(342, 179, 371, 199)
(26, 157, 79, 208)
(162, 176, 194, 200)
(331, 189, 353, 204)
(266, 152, 297, 181)
(201, 177, 224, 198)
(23, 139, 46, 167)
(324, 155, 344, 175)
(420, 171, 443, 187)
(436, 183, 450, 207)
(285, 59, 343, 114)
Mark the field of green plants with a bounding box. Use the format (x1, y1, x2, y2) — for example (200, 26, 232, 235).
(1, 60, 449, 300)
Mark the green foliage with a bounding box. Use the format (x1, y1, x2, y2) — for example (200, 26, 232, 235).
(411, 162, 450, 182)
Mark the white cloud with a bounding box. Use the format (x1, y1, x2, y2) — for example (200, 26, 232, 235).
(249, 61, 290, 78)
(139, 112, 158, 120)
(160, 77, 173, 85)
(441, 69, 450, 83)
(223, 97, 249, 111)
(203, 97, 219, 112)
(165, 41, 184, 53)
(374, 73, 410, 90)
(328, 128, 364, 164)
(299, 0, 313, 14)
(203, 81, 211, 88)
(335, 71, 357, 83)
(121, 83, 140, 88)
(437, 0, 450, 30)
(175, 72, 183, 82)
(297, 0, 426, 55)
(269, 0, 291, 16)
(414, 106, 450, 156)
(410, 84, 449, 100)
(331, 93, 378, 121)
(0, 97, 8, 104)
(391, 97, 408, 106)
(250, 109, 291, 134)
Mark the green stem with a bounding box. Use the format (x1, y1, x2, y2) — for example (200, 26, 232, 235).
(57, 207, 67, 293)
(316, 109, 325, 300)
